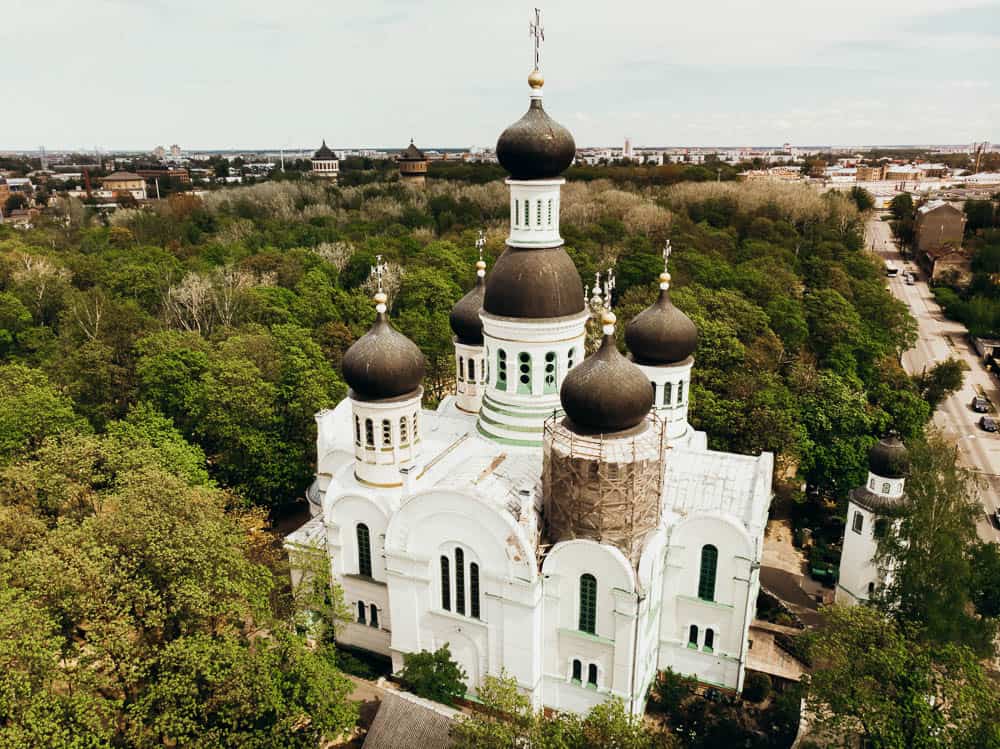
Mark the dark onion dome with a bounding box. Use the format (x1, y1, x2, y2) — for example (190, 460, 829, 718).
(398, 140, 426, 161)
(342, 294, 425, 401)
(625, 272, 698, 365)
(496, 73, 576, 180)
(313, 140, 337, 160)
(868, 435, 909, 479)
(849, 485, 906, 515)
(560, 313, 654, 435)
(449, 262, 486, 344)
(483, 245, 584, 318)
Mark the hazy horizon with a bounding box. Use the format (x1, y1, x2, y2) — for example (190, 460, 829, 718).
(4, 0, 999, 151)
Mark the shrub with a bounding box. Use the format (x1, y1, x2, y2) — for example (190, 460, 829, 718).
(397, 645, 467, 706)
(742, 672, 772, 703)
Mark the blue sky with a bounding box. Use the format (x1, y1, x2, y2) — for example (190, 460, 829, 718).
(3, 0, 998, 150)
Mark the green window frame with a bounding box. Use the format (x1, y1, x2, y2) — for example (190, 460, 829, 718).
(571, 659, 582, 682)
(698, 544, 718, 601)
(497, 349, 507, 390)
(543, 351, 557, 393)
(587, 663, 598, 687)
(703, 628, 714, 653)
(517, 352, 531, 394)
(579, 574, 597, 634)
(357, 523, 372, 578)
(688, 624, 698, 648)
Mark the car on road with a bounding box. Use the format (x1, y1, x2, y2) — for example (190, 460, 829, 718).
(980, 416, 998, 432)
(972, 396, 990, 413)
(904, 272, 916, 285)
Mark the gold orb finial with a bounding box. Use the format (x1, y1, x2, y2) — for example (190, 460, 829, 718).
(659, 271, 671, 284)
(373, 291, 388, 305)
(528, 68, 544, 90)
(601, 310, 616, 326)
(476, 260, 487, 271)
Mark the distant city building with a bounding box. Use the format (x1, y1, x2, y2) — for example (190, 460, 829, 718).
(169, 144, 182, 159)
(855, 164, 886, 181)
(311, 140, 340, 180)
(623, 137, 634, 161)
(102, 171, 147, 200)
(915, 200, 966, 253)
(398, 139, 428, 185)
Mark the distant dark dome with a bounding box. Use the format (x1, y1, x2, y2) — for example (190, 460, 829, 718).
(560, 331, 653, 435)
(483, 246, 584, 319)
(399, 140, 426, 161)
(342, 311, 425, 400)
(313, 140, 337, 160)
(868, 435, 909, 479)
(496, 99, 576, 180)
(450, 273, 485, 345)
(625, 285, 698, 365)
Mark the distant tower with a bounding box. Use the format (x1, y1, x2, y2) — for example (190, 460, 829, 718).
(398, 140, 428, 185)
(835, 436, 909, 606)
(311, 140, 340, 181)
(39, 146, 48, 171)
(623, 137, 633, 160)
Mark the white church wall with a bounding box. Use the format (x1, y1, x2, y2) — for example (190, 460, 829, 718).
(835, 501, 880, 605)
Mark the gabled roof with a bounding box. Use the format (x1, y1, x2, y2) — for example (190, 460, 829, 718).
(362, 690, 457, 749)
(918, 199, 962, 215)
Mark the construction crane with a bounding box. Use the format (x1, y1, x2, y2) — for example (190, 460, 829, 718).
(973, 141, 986, 173)
(82, 168, 93, 199)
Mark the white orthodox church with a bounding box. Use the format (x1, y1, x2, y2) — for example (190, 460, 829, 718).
(286, 51, 773, 716)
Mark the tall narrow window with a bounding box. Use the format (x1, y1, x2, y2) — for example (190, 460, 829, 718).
(867, 582, 875, 597)
(354, 415, 361, 446)
(517, 352, 532, 394)
(882, 482, 891, 494)
(547, 199, 553, 226)
(677, 381, 685, 404)
(497, 349, 507, 390)
(579, 574, 597, 634)
(651, 381, 657, 404)
(381, 419, 391, 447)
(365, 418, 374, 447)
(704, 628, 714, 652)
(357, 601, 366, 625)
(455, 548, 466, 616)
(458, 356, 465, 383)
(468, 358, 475, 381)
(688, 624, 699, 648)
(536, 200, 542, 226)
(587, 664, 598, 686)
(440, 555, 451, 611)
(544, 351, 557, 393)
(413, 412, 419, 442)
(852, 512, 864, 534)
(524, 199, 530, 226)
(357, 524, 372, 578)
(663, 382, 672, 406)
(698, 545, 718, 601)
(399, 416, 409, 445)
(470, 562, 480, 619)
(571, 659, 582, 682)
(568, 347, 575, 370)
(369, 604, 379, 628)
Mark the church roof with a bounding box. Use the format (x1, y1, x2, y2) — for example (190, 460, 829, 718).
(399, 140, 426, 161)
(362, 690, 457, 749)
(313, 140, 337, 160)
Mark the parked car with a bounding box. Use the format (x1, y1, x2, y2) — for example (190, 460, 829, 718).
(904, 273, 916, 285)
(980, 416, 998, 432)
(972, 396, 990, 413)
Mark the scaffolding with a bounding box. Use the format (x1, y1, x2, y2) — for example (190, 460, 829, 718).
(542, 414, 666, 567)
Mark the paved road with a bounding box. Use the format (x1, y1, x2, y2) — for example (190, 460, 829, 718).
(866, 218, 1000, 542)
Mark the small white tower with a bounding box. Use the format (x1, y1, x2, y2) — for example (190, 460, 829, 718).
(625, 242, 698, 445)
(341, 262, 426, 488)
(835, 435, 909, 606)
(450, 231, 488, 413)
(311, 140, 340, 180)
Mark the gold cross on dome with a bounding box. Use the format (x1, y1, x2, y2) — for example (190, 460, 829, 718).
(529, 8, 544, 71)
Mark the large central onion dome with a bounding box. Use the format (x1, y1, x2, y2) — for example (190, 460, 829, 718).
(560, 312, 654, 435)
(483, 246, 584, 318)
(342, 293, 425, 400)
(450, 261, 486, 344)
(868, 435, 909, 478)
(625, 272, 698, 365)
(496, 72, 576, 180)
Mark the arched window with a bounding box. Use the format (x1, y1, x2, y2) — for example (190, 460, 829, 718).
(688, 624, 699, 648)
(867, 582, 875, 598)
(354, 415, 361, 445)
(882, 482, 891, 494)
(869, 477, 875, 489)
(470, 562, 480, 619)
(357, 524, 372, 578)
(698, 545, 718, 601)
(357, 601, 366, 625)
(381, 419, 391, 447)
(579, 574, 597, 634)
(399, 416, 409, 445)
(468, 358, 475, 381)
(544, 351, 557, 393)
(852, 512, 864, 534)
(458, 355, 465, 383)
(440, 555, 451, 611)
(587, 664, 598, 686)
(517, 352, 532, 394)
(369, 604, 379, 628)
(677, 381, 685, 404)
(704, 628, 715, 653)
(663, 382, 672, 406)
(571, 659, 582, 682)
(497, 349, 508, 390)
(455, 548, 466, 616)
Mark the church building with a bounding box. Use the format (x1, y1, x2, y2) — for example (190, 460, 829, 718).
(286, 40, 773, 716)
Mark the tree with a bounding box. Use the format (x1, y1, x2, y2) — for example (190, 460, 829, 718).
(849, 186, 875, 213)
(804, 605, 1000, 749)
(969, 541, 1000, 619)
(889, 193, 914, 221)
(742, 672, 772, 703)
(397, 646, 467, 706)
(964, 199, 996, 236)
(0, 364, 88, 465)
(912, 358, 966, 410)
(875, 431, 997, 653)
(3, 193, 28, 213)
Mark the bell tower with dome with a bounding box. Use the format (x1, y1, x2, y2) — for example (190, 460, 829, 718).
(476, 53, 587, 446)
